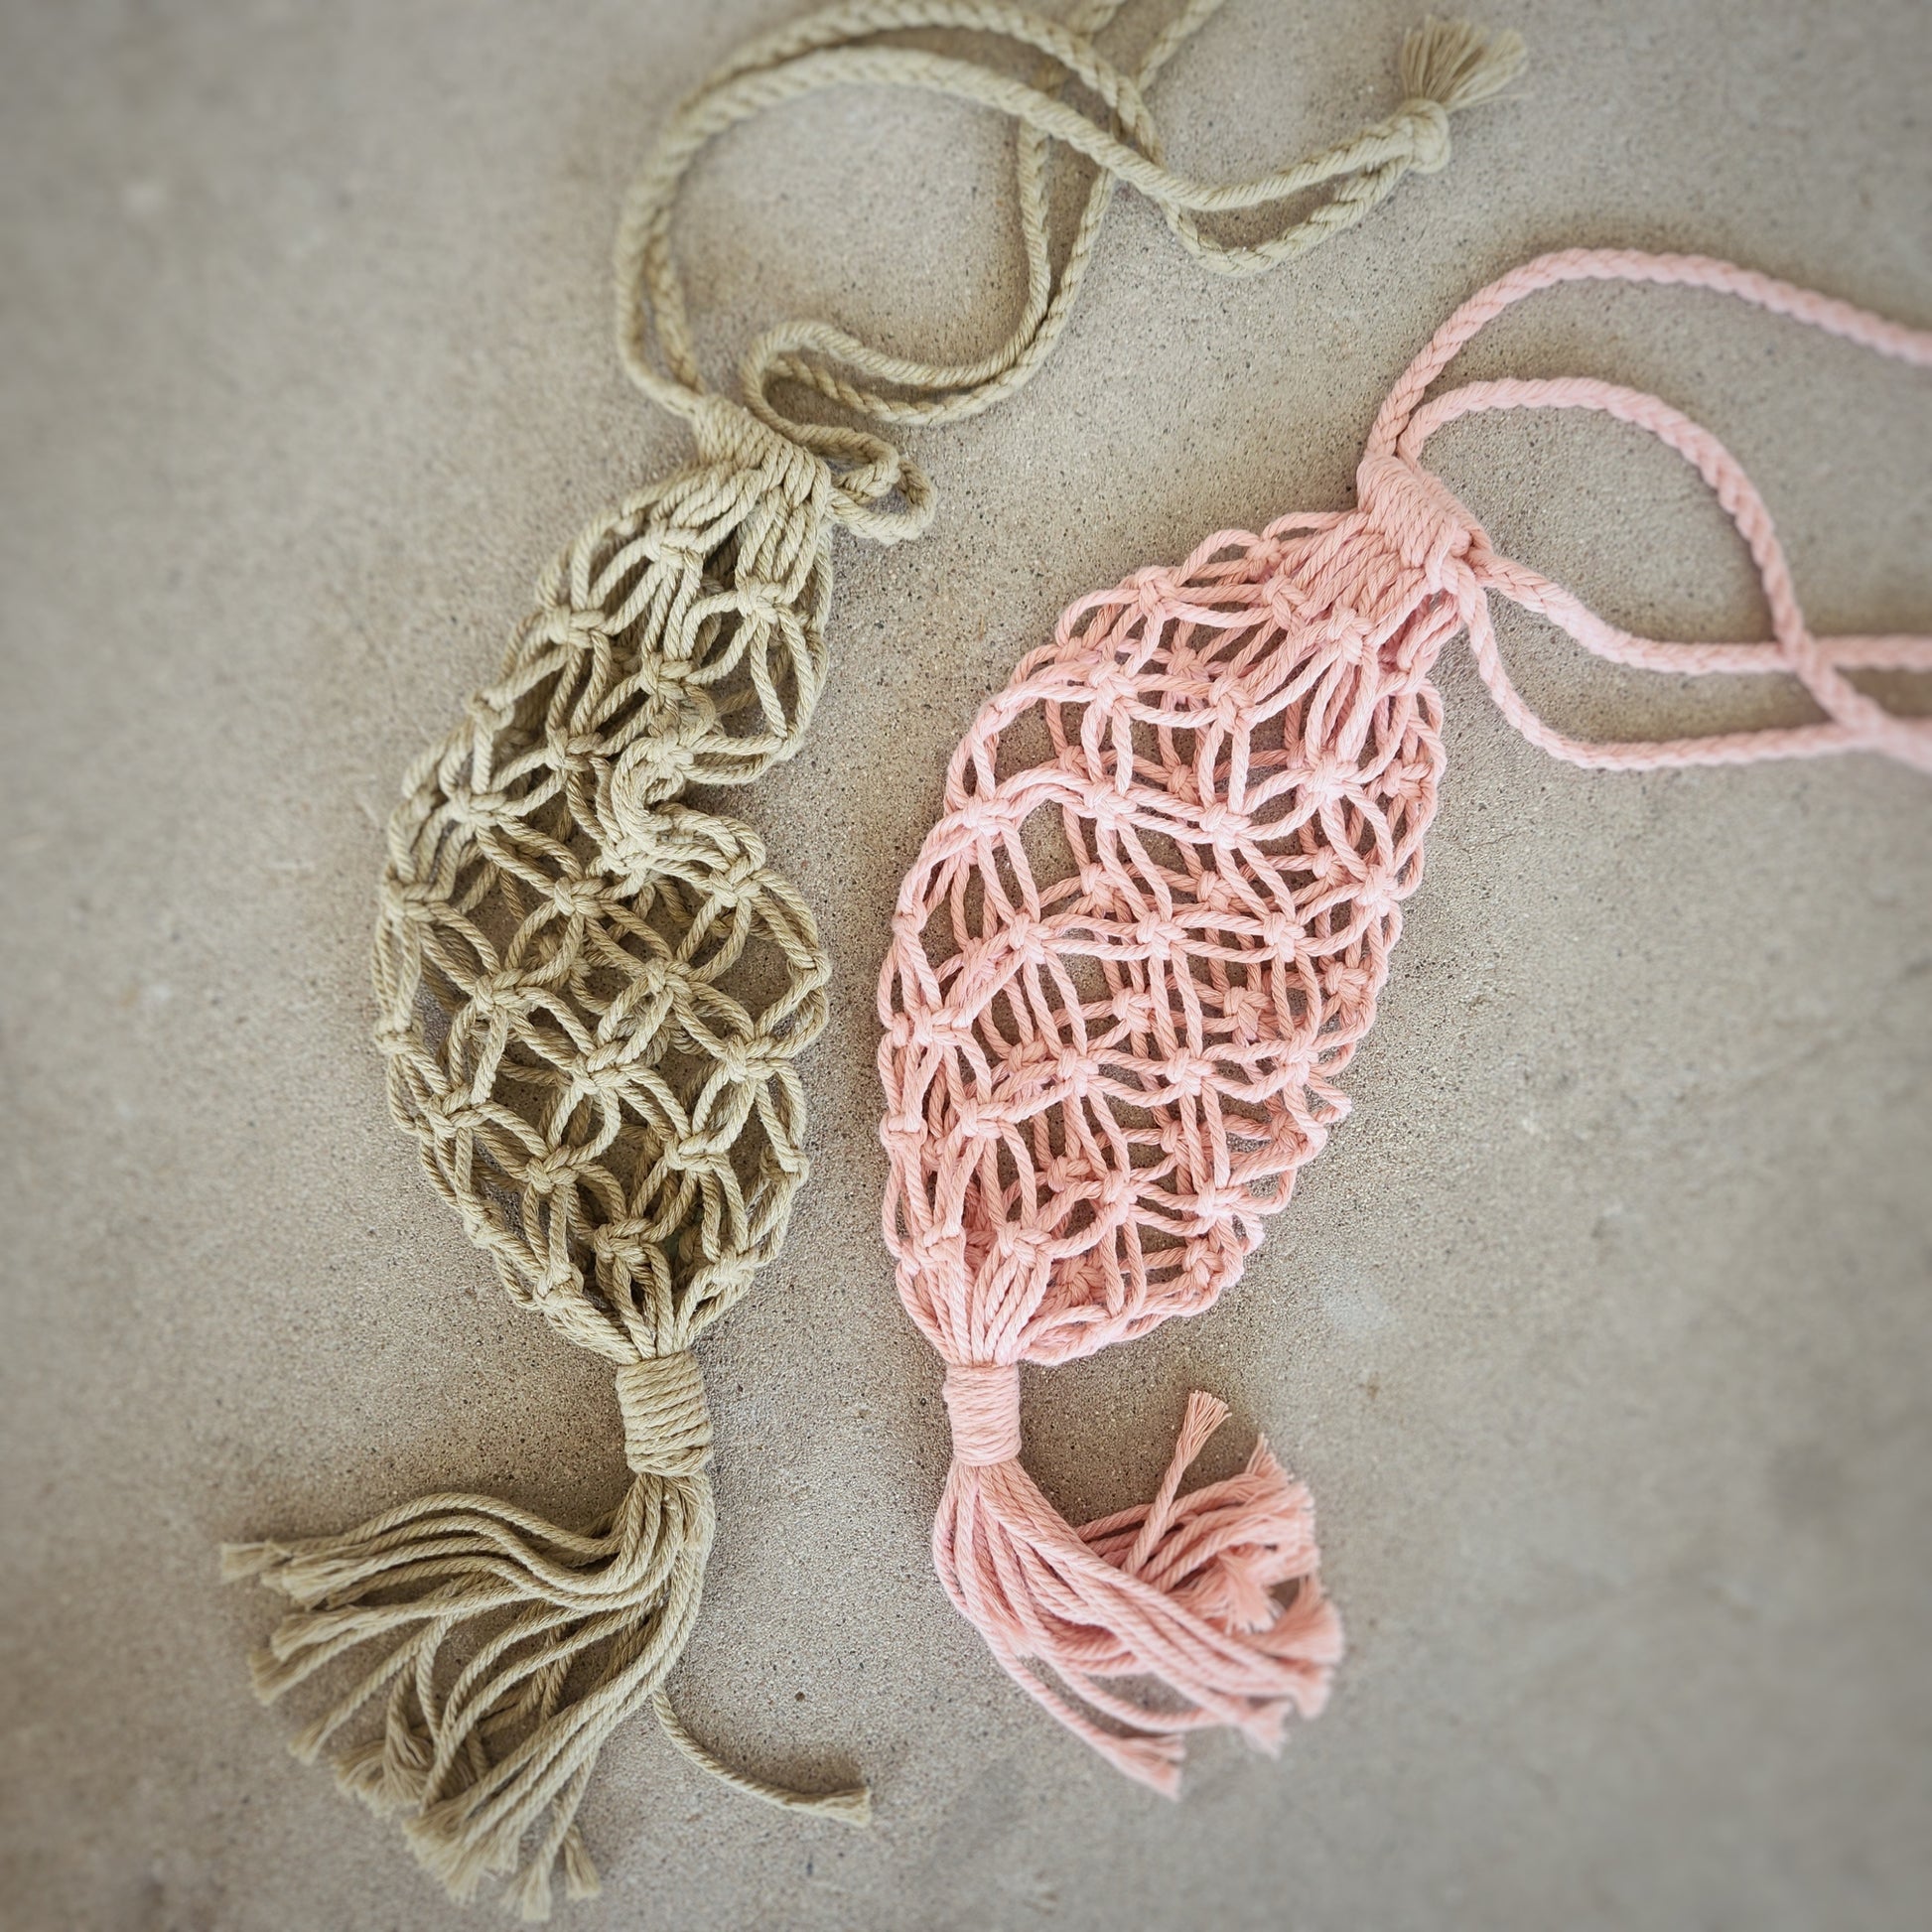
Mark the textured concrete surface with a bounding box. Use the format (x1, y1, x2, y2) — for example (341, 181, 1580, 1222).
(3, 3, 1929, 1928)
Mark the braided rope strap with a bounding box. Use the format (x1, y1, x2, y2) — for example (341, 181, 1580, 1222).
(880, 249, 1932, 1794)
(221, 0, 1526, 1914)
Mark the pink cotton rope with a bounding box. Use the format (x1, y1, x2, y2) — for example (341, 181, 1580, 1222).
(877, 249, 1932, 1794)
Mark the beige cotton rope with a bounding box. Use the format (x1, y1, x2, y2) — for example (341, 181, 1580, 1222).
(221, 0, 1525, 1917)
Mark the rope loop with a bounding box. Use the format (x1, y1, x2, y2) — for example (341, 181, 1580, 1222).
(617, 1, 1527, 533)
(1376, 249, 1932, 771)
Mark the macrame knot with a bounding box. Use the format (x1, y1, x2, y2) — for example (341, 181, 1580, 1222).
(941, 1362, 1022, 1467)
(609, 720, 705, 816)
(1353, 450, 1479, 590)
(689, 393, 827, 508)
(1393, 96, 1452, 173)
(615, 1351, 714, 1479)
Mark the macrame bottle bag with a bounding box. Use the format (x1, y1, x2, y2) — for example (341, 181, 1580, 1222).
(880, 247, 1932, 1794)
(219, 0, 1525, 1915)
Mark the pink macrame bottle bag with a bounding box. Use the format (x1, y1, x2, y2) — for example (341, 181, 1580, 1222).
(879, 249, 1932, 1792)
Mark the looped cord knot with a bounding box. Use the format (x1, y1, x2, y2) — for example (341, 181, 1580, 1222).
(616, 1351, 714, 1479)
(1393, 96, 1452, 173)
(941, 1361, 1022, 1467)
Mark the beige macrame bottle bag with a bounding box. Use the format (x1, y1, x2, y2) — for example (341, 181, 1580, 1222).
(220, 0, 1523, 1916)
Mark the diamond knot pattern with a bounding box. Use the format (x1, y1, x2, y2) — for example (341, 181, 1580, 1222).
(881, 515, 1449, 1368)
(373, 425, 837, 1360)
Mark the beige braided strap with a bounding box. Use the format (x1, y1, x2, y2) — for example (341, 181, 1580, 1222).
(616, 1353, 714, 1479)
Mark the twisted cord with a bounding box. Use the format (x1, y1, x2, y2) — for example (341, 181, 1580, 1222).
(616, 0, 1525, 536)
(649, 1691, 873, 1824)
(1377, 248, 1932, 771)
(879, 248, 1929, 1793)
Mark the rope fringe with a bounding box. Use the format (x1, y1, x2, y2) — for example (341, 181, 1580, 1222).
(935, 1394, 1341, 1794)
(224, 1464, 711, 1919)
(1401, 15, 1527, 114)
(651, 1690, 874, 1825)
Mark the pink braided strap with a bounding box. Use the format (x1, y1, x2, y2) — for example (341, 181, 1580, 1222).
(879, 249, 1931, 1793)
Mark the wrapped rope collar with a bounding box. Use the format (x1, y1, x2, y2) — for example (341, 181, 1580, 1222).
(879, 248, 1932, 1793)
(222, 0, 1524, 1915)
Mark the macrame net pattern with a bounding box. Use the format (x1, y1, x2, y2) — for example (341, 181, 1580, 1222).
(373, 404, 835, 1368)
(880, 247, 1932, 1795)
(224, 403, 872, 1917)
(886, 521, 1448, 1362)
(221, 0, 1533, 1912)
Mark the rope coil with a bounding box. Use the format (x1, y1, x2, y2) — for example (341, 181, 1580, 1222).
(225, 0, 1526, 1913)
(941, 1362, 1025, 1465)
(616, 1353, 715, 1478)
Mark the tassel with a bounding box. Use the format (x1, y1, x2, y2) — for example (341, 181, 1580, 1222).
(224, 1351, 865, 1918)
(224, 1360, 712, 1915)
(1386, 17, 1528, 177)
(934, 1373, 1341, 1796)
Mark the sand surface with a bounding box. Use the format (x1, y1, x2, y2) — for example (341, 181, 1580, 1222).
(3, 2, 1929, 1927)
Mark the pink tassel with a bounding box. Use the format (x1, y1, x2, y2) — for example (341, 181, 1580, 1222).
(932, 1372, 1339, 1793)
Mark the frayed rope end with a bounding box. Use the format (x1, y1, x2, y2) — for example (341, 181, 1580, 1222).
(218, 1541, 285, 1586)
(1401, 17, 1528, 113)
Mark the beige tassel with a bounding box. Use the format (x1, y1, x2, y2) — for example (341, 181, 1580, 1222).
(225, 1353, 864, 1920)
